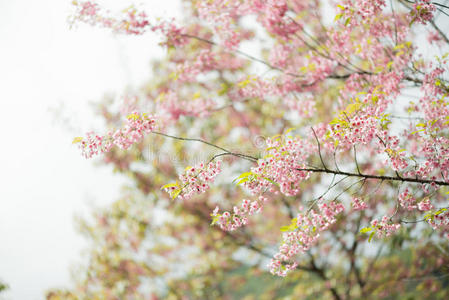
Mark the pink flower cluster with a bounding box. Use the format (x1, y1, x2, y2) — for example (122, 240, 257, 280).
(427, 209, 449, 238)
(244, 137, 313, 196)
(331, 115, 378, 147)
(376, 131, 409, 171)
(370, 216, 401, 238)
(355, 0, 386, 19)
(284, 96, 316, 118)
(351, 197, 368, 211)
(156, 92, 215, 120)
(411, 0, 436, 24)
(336, 0, 386, 28)
(269, 202, 344, 277)
(418, 199, 434, 211)
(258, 0, 299, 38)
(164, 161, 222, 201)
(77, 132, 113, 159)
(72, 1, 148, 34)
(196, 0, 243, 49)
(174, 49, 217, 82)
(269, 44, 291, 68)
(398, 188, 417, 211)
(397, 187, 435, 212)
(72, 1, 187, 47)
(229, 77, 279, 102)
(173, 49, 246, 83)
(77, 112, 156, 158)
(211, 196, 268, 231)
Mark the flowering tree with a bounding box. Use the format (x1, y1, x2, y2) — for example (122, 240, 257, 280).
(49, 0, 449, 298)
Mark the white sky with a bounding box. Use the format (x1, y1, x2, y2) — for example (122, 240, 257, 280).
(0, 1, 179, 299)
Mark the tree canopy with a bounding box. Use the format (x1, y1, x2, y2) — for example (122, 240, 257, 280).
(49, 0, 449, 298)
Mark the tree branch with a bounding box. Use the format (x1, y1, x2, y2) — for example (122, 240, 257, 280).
(152, 131, 258, 162)
(296, 167, 449, 186)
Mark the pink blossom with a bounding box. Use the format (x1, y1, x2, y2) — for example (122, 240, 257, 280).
(351, 197, 368, 211)
(269, 202, 344, 276)
(164, 161, 222, 201)
(76, 112, 156, 158)
(418, 199, 434, 211)
(411, 1, 436, 24)
(371, 216, 401, 238)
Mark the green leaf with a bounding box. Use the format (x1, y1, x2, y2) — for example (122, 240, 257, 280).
(334, 14, 343, 22)
(368, 231, 375, 242)
(345, 17, 351, 26)
(435, 208, 447, 215)
(285, 127, 296, 135)
(424, 213, 433, 221)
(360, 227, 372, 234)
(233, 172, 254, 183)
(262, 177, 278, 186)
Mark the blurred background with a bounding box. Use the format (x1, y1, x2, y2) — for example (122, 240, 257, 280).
(0, 1, 179, 299)
(2, 1, 449, 299)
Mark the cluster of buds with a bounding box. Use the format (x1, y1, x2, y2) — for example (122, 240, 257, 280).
(163, 161, 222, 201)
(211, 196, 268, 231)
(74, 112, 156, 158)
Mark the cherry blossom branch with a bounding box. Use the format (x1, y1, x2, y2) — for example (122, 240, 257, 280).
(296, 167, 449, 186)
(400, 206, 449, 223)
(151, 131, 258, 162)
(181, 33, 373, 81)
(398, 0, 449, 43)
(180, 33, 303, 78)
(401, 0, 449, 16)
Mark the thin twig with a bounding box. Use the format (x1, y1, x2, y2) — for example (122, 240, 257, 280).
(152, 131, 258, 162)
(311, 127, 328, 170)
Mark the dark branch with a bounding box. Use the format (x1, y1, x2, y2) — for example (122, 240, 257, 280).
(296, 167, 449, 186)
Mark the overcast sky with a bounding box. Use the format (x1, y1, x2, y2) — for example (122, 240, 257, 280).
(0, 1, 179, 299)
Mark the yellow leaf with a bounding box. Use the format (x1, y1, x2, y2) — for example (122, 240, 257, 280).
(172, 189, 182, 200)
(72, 137, 83, 144)
(127, 113, 140, 120)
(285, 127, 296, 135)
(161, 182, 179, 190)
(345, 17, 351, 26)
